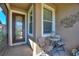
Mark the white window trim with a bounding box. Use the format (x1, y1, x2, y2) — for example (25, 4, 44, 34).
(28, 5, 34, 37)
(41, 4, 56, 37)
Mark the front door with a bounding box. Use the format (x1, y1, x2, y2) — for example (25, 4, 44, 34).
(12, 12, 25, 43)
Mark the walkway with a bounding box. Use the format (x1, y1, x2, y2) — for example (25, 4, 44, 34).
(3, 45, 33, 56)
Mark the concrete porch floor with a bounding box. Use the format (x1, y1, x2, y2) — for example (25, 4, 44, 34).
(3, 45, 33, 56)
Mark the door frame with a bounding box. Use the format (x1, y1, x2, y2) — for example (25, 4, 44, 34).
(9, 10, 27, 46)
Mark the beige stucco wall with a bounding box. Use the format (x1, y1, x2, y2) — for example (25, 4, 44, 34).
(34, 3, 56, 38)
(34, 3, 42, 54)
(10, 3, 79, 55)
(34, 3, 56, 55)
(10, 6, 27, 13)
(56, 4, 79, 51)
(34, 3, 79, 55)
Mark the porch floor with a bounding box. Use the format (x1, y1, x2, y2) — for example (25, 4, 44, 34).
(3, 45, 33, 56)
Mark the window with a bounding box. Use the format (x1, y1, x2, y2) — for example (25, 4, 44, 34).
(15, 16, 23, 40)
(28, 5, 33, 36)
(42, 4, 55, 37)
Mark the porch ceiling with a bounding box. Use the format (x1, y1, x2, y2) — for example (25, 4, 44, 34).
(10, 3, 31, 10)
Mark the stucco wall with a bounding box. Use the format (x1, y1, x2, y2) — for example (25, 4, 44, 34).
(56, 4, 79, 51)
(35, 3, 79, 54)
(34, 3, 42, 54)
(35, 3, 56, 38)
(11, 3, 79, 55)
(10, 6, 27, 13)
(34, 3, 56, 55)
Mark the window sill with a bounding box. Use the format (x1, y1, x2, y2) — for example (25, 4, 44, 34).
(28, 33, 33, 37)
(42, 33, 55, 37)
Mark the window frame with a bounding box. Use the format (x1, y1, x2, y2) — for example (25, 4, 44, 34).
(28, 5, 34, 36)
(41, 4, 56, 37)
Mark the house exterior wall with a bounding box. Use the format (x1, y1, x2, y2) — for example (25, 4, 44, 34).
(34, 3, 79, 55)
(56, 4, 79, 51)
(10, 6, 27, 13)
(28, 3, 42, 55)
(8, 3, 79, 55)
(34, 3, 42, 55)
(33, 3, 56, 55)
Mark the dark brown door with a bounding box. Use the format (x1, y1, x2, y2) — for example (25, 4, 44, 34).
(12, 12, 25, 43)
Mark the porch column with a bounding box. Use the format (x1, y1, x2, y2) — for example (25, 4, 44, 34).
(33, 3, 42, 55)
